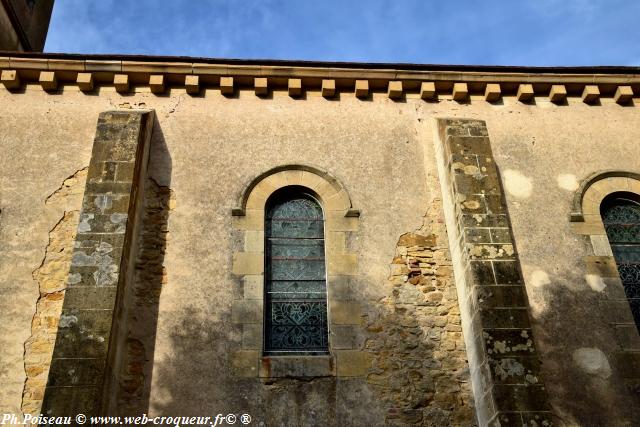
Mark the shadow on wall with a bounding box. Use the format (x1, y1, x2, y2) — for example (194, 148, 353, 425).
(146, 311, 248, 419)
(524, 265, 640, 426)
(364, 216, 476, 426)
(113, 188, 475, 425)
(115, 116, 174, 415)
(496, 169, 640, 426)
(148, 313, 380, 426)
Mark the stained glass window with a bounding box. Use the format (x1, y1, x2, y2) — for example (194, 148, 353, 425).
(602, 193, 640, 333)
(264, 189, 329, 354)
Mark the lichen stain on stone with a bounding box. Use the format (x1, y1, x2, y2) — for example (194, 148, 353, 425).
(492, 358, 525, 381)
(71, 251, 96, 266)
(463, 200, 481, 210)
(468, 244, 514, 260)
(58, 314, 78, 328)
(94, 194, 113, 213)
(72, 242, 119, 286)
(452, 162, 466, 173)
(492, 340, 507, 354)
(72, 250, 117, 284)
(502, 169, 533, 199)
(484, 331, 535, 356)
(110, 213, 128, 233)
(463, 165, 480, 175)
(66, 273, 81, 285)
(503, 245, 514, 257)
(94, 264, 119, 286)
(490, 357, 537, 384)
(86, 334, 105, 343)
(110, 213, 128, 224)
(98, 242, 114, 253)
(525, 374, 539, 384)
(72, 242, 114, 266)
(78, 213, 94, 232)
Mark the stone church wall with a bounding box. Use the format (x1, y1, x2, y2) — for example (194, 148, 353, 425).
(1, 71, 639, 425)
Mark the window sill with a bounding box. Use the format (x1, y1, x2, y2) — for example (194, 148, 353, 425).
(259, 354, 335, 378)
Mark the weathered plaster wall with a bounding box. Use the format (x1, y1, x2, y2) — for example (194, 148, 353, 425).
(22, 169, 86, 417)
(464, 100, 640, 425)
(415, 96, 640, 425)
(1, 84, 639, 425)
(0, 89, 97, 414)
(143, 92, 434, 425)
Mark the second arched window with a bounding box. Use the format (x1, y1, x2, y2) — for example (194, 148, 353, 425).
(264, 188, 329, 355)
(601, 192, 640, 333)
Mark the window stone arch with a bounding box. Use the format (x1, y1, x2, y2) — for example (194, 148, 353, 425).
(230, 165, 368, 378)
(570, 171, 640, 375)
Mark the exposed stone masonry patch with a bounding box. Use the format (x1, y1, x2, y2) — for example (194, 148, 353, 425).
(366, 203, 475, 426)
(22, 169, 87, 418)
(115, 178, 173, 413)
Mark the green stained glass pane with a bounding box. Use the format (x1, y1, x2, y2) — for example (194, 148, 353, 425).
(602, 225, 640, 243)
(603, 198, 640, 332)
(269, 280, 327, 299)
(610, 246, 640, 264)
(268, 238, 324, 258)
(267, 219, 324, 238)
(269, 259, 325, 281)
(603, 204, 640, 224)
(265, 194, 328, 354)
(268, 197, 323, 219)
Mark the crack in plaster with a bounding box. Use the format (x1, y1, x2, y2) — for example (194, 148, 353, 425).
(21, 168, 87, 418)
(44, 167, 88, 205)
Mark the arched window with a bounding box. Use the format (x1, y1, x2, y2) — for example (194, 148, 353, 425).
(264, 187, 329, 355)
(601, 192, 640, 333)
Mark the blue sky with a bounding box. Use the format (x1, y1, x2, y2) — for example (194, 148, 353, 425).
(45, 0, 640, 66)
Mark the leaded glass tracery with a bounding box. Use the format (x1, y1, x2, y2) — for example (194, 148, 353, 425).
(265, 191, 329, 354)
(602, 193, 640, 333)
